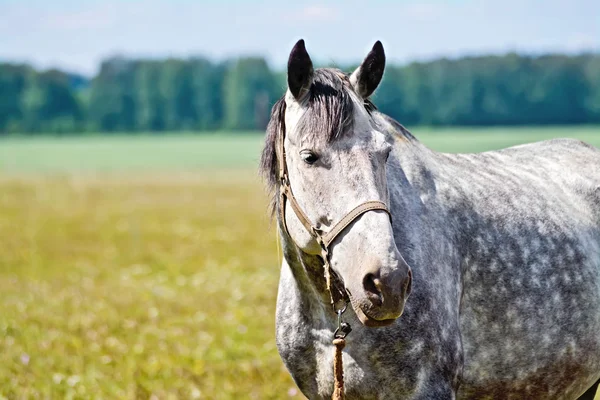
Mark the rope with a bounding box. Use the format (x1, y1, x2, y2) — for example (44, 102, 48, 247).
(332, 338, 346, 400)
(322, 256, 336, 308)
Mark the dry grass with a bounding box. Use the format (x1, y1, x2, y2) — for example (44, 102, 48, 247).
(0, 171, 302, 399)
(2, 127, 600, 399)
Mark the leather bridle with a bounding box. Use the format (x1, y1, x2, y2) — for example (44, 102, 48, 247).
(276, 118, 392, 313)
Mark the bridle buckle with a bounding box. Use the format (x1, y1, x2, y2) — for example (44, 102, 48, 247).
(280, 174, 289, 187)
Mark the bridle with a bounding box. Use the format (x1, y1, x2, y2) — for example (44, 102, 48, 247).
(276, 112, 393, 300)
(274, 103, 393, 399)
(276, 120, 392, 306)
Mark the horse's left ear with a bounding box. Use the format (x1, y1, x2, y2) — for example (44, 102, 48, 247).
(350, 41, 386, 98)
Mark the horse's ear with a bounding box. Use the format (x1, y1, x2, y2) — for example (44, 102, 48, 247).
(287, 39, 314, 100)
(350, 41, 386, 98)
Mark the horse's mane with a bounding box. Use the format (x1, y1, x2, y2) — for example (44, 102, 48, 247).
(259, 68, 378, 216)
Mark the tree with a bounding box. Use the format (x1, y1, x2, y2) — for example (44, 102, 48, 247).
(188, 58, 224, 130)
(2, 52, 600, 134)
(21, 69, 81, 133)
(135, 61, 167, 131)
(222, 57, 277, 130)
(88, 57, 138, 132)
(0, 64, 29, 133)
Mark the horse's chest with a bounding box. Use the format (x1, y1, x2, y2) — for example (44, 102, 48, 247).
(276, 270, 463, 398)
(278, 330, 426, 399)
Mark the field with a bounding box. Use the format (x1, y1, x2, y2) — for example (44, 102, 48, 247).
(2, 126, 600, 173)
(1, 127, 599, 399)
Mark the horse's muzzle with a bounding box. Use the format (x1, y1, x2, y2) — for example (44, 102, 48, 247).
(352, 261, 412, 327)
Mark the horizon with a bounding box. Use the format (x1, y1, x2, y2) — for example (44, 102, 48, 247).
(1, 0, 598, 76)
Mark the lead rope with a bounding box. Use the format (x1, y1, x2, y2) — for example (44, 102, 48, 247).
(319, 240, 352, 400)
(332, 306, 351, 400)
(332, 336, 346, 400)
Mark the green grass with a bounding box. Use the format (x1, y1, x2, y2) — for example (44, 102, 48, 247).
(412, 125, 600, 153)
(0, 127, 599, 399)
(0, 133, 263, 173)
(1, 126, 598, 173)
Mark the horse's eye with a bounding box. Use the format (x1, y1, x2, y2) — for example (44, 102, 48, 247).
(300, 150, 319, 165)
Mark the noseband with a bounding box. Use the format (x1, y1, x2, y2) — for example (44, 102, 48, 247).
(276, 120, 392, 312)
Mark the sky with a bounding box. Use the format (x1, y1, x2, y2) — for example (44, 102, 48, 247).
(0, 0, 598, 76)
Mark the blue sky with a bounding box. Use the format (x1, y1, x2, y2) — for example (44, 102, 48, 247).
(1, 0, 598, 75)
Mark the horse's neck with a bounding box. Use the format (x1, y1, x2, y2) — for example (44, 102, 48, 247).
(388, 132, 465, 297)
(388, 134, 443, 230)
(377, 113, 450, 237)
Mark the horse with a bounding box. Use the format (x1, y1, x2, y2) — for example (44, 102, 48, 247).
(259, 39, 600, 399)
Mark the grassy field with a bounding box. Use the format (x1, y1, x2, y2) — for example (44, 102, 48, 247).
(0, 127, 599, 399)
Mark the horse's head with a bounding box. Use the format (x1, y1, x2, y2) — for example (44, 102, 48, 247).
(262, 40, 412, 327)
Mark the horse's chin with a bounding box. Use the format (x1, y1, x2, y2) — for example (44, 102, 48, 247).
(352, 303, 399, 327)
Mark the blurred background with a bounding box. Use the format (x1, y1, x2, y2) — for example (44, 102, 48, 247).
(0, 0, 599, 399)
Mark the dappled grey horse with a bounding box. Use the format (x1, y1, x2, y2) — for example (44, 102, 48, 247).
(260, 39, 600, 399)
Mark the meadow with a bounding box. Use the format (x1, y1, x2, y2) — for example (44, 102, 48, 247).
(1, 126, 599, 399)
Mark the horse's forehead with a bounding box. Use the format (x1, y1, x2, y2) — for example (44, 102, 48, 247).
(284, 91, 377, 149)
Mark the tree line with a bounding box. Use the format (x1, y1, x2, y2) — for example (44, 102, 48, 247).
(0, 53, 599, 134)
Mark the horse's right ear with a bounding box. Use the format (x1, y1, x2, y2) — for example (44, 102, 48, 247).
(287, 39, 314, 100)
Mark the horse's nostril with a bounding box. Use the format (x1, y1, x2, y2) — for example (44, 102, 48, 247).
(363, 273, 383, 306)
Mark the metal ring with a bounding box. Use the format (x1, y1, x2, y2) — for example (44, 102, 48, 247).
(333, 301, 347, 315)
(333, 306, 351, 339)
